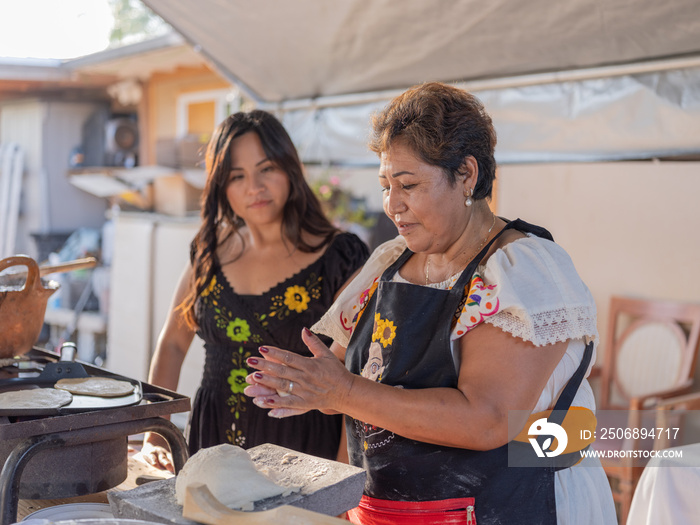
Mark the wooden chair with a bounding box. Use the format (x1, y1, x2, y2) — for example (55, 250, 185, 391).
(653, 391, 700, 450)
(589, 296, 700, 524)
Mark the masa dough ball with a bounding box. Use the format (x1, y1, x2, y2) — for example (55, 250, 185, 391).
(175, 444, 296, 511)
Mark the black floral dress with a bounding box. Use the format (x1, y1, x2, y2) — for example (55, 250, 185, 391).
(186, 232, 369, 460)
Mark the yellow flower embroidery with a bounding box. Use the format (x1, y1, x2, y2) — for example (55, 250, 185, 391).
(372, 314, 382, 343)
(373, 317, 397, 348)
(284, 285, 310, 313)
(201, 275, 217, 297)
(267, 274, 321, 323)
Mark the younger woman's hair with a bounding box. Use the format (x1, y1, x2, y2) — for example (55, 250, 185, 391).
(179, 110, 337, 328)
(369, 81, 497, 200)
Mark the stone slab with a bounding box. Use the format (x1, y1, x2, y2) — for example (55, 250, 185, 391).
(108, 444, 366, 524)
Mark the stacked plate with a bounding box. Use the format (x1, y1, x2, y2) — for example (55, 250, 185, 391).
(20, 502, 162, 525)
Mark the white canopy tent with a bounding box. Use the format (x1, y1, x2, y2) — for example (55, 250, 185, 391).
(142, 0, 700, 164)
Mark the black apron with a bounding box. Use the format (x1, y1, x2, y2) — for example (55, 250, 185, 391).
(345, 219, 593, 524)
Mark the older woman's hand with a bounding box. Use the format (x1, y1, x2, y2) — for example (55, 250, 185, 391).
(244, 328, 355, 418)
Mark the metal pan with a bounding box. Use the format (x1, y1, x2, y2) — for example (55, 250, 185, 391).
(0, 361, 142, 417)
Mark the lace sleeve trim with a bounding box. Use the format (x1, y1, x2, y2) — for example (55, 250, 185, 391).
(484, 305, 598, 347)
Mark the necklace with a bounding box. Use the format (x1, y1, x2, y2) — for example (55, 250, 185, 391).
(425, 214, 497, 285)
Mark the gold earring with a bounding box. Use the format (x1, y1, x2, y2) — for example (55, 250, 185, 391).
(465, 188, 473, 207)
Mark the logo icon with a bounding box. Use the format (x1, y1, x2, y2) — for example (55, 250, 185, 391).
(528, 418, 568, 458)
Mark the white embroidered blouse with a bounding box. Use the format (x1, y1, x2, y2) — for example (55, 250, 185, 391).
(312, 233, 600, 413)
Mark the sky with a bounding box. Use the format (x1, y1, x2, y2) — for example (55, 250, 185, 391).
(0, 0, 114, 59)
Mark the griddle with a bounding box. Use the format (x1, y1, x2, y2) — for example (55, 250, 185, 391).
(0, 348, 191, 525)
(0, 361, 142, 416)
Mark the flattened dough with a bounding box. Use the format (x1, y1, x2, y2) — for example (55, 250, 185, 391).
(54, 377, 135, 398)
(175, 444, 299, 510)
(0, 388, 73, 409)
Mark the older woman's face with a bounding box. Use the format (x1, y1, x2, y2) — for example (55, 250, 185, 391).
(379, 141, 469, 254)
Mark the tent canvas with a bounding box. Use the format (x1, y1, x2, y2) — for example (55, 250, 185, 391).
(141, 0, 700, 164)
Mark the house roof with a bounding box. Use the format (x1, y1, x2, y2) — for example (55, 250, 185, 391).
(0, 33, 208, 100)
(65, 33, 206, 80)
(140, 0, 700, 104)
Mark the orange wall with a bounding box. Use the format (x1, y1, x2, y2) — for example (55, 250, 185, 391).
(186, 100, 216, 136)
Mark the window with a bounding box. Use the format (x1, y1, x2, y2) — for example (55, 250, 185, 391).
(176, 88, 240, 139)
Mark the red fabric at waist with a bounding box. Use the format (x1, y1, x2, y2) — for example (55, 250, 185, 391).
(347, 495, 477, 524)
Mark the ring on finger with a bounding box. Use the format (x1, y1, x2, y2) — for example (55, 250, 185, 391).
(287, 380, 294, 394)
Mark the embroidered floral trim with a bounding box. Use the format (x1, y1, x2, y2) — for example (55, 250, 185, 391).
(197, 274, 256, 443)
(202, 274, 224, 302)
(198, 267, 329, 447)
(226, 423, 246, 447)
(454, 273, 500, 336)
(201, 275, 218, 297)
(227, 318, 251, 342)
(226, 345, 252, 420)
(200, 276, 262, 345)
(284, 285, 310, 312)
(227, 366, 248, 394)
(343, 277, 379, 333)
(215, 307, 261, 344)
(267, 273, 322, 323)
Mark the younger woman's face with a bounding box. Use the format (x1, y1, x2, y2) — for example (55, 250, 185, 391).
(225, 132, 290, 227)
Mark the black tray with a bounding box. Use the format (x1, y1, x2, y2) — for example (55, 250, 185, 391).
(0, 361, 142, 416)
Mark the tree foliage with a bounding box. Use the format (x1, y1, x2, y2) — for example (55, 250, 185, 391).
(108, 0, 171, 46)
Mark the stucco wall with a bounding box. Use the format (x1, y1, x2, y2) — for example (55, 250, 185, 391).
(145, 66, 229, 163)
(496, 161, 700, 378)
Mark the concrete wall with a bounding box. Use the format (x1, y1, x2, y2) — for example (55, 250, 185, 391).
(496, 161, 700, 378)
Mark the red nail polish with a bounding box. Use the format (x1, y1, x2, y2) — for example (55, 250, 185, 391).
(248, 358, 258, 365)
(266, 398, 275, 404)
(303, 327, 312, 336)
(254, 372, 263, 380)
(259, 346, 269, 354)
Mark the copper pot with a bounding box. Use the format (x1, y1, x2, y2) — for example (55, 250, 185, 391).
(0, 255, 59, 358)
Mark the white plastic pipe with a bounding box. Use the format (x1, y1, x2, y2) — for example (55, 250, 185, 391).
(258, 54, 700, 113)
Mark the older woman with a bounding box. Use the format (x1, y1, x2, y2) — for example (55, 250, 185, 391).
(245, 83, 616, 524)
